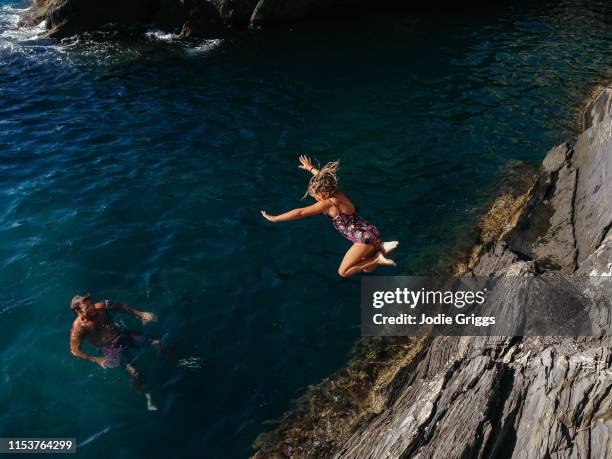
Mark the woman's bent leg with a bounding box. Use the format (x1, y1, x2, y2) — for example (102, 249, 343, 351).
(338, 243, 395, 278)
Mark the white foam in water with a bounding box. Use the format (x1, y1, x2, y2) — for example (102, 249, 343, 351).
(27, 20, 47, 38)
(0, 4, 222, 65)
(145, 29, 223, 56)
(185, 39, 222, 56)
(0, 5, 62, 62)
(0, 5, 40, 39)
(145, 28, 181, 42)
(177, 356, 203, 369)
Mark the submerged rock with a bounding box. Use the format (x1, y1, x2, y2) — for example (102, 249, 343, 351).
(255, 86, 612, 457)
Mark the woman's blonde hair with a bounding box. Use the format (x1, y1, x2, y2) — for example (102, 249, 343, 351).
(304, 160, 340, 199)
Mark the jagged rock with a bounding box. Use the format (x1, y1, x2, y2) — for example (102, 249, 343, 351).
(542, 142, 571, 174)
(479, 263, 592, 336)
(44, 0, 159, 38)
(576, 233, 612, 336)
(178, 0, 224, 38)
(571, 114, 612, 265)
(531, 163, 577, 270)
(584, 87, 612, 130)
(18, 0, 52, 26)
(210, 0, 258, 25)
(470, 240, 521, 276)
(337, 354, 506, 458)
(503, 156, 577, 271)
(338, 334, 612, 458)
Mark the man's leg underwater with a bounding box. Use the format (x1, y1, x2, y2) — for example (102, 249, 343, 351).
(125, 363, 157, 411)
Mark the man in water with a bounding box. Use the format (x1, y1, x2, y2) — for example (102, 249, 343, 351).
(69, 293, 159, 411)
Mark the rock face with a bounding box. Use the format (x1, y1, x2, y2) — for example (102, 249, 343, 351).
(28, 0, 360, 38)
(337, 87, 612, 458)
(249, 0, 352, 27)
(44, 0, 160, 38)
(256, 87, 612, 457)
(584, 87, 612, 130)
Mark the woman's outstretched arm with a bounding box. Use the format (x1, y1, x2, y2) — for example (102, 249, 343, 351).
(261, 199, 331, 222)
(299, 155, 319, 176)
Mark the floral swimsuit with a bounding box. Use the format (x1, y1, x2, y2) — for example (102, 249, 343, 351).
(327, 209, 380, 246)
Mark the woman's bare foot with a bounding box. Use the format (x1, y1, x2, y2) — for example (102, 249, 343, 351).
(376, 252, 397, 267)
(381, 241, 399, 255)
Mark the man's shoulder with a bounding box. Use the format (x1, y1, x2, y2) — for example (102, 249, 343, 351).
(71, 317, 85, 333)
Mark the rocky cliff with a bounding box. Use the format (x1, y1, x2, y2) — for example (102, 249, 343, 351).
(255, 87, 612, 457)
(23, 0, 358, 38)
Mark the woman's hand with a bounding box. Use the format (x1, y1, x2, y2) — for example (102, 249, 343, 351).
(298, 155, 314, 171)
(139, 311, 158, 324)
(261, 211, 277, 222)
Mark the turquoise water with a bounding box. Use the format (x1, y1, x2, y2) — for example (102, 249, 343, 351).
(1, 0, 611, 457)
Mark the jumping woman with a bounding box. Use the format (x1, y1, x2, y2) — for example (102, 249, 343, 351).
(261, 155, 398, 277)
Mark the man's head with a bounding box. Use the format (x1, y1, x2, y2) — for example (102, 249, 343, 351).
(70, 293, 95, 319)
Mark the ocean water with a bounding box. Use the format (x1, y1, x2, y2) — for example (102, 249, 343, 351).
(1, 0, 611, 457)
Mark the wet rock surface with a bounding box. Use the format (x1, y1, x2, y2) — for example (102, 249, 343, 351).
(42, 0, 160, 38)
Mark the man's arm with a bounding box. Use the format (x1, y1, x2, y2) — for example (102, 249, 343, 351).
(70, 323, 104, 366)
(105, 302, 157, 324)
(261, 199, 332, 222)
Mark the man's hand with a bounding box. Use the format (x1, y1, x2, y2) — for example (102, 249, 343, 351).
(139, 311, 158, 325)
(298, 155, 314, 171)
(261, 211, 277, 222)
(94, 356, 109, 368)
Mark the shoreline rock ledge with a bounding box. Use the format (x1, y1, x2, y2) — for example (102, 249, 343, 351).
(24, 0, 361, 38)
(255, 87, 612, 458)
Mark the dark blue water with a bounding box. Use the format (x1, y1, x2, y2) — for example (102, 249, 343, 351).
(1, 0, 611, 457)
